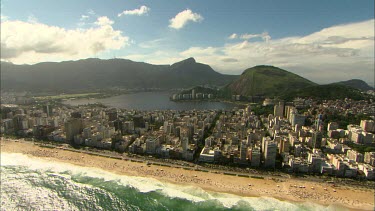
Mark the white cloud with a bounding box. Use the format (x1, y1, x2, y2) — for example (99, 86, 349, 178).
(95, 16, 115, 26)
(125, 19, 374, 84)
(118, 5, 150, 17)
(87, 9, 95, 15)
(80, 15, 89, 21)
(239, 32, 271, 42)
(169, 9, 203, 30)
(239, 33, 259, 40)
(228, 33, 237, 39)
(77, 10, 95, 27)
(138, 38, 166, 49)
(1, 15, 8, 22)
(27, 14, 38, 23)
(94, 16, 114, 26)
(180, 47, 218, 57)
(1, 16, 129, 64)
(125, 51, 184, 65)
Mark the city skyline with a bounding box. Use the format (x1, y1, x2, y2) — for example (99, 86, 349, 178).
(1, 0, 374, 85)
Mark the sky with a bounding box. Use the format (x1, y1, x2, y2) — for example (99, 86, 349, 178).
(1, 0, 374, 85)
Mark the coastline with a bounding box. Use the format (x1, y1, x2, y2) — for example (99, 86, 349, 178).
(1, 139, 374, 210)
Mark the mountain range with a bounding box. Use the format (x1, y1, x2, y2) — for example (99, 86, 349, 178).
(1, 58, 372, 99)
(0, 58, 236, 92)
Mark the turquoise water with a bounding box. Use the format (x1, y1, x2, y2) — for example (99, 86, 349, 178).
(1, 153, 346, 211)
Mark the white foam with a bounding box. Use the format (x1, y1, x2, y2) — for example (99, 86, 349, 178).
(1, 152, 339, 210)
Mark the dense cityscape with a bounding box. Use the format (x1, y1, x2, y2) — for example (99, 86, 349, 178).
(2, 91, 374, 181)
(1, 0, 374, 210)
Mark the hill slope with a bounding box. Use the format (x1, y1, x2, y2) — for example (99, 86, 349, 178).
(227, 65, 316, 97)
(334, 79, 373, 91)
(281, 84, 366, 100)
(0, 58, 237, 92)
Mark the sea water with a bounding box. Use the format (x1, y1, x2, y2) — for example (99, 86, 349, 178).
(0, 153, 346, 211)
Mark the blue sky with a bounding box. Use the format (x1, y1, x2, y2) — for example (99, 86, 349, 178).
(1, 0, 374, 84)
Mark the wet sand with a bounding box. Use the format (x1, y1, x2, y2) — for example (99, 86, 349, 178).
(1, 139, 374, 210)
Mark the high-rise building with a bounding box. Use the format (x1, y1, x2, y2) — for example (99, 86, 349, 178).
(83, 127, 92, 139)
(285, 105, 294, 119)
(315, 114, 323, 131)
(347, 150, 364, 163)
(264, 140, 277, 168)
(290, 110, 306, 127)
(64, 118, 83, 143)
(279, 139, 290, 153)
(274, 101, 284, 117)
(327, 122, 339, 131)
(163, 121, 169, 133)
(43, 103, 53, 117)
(240, 140, 247, 162)
(312, 131, 323, 148)
(145, 137, 159, 154)
(107, 111, 118, 121)
(182, 137, 189, 152)
(364, 152, 375, 166)
(133, 115, 145, 128)
(360, 120, 375, 133)
(250, 147, 261, 167)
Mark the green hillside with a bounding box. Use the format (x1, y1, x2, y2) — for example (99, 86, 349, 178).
(334, 79, 373, 91)
(227, 65, 316, 97)
(281, 84, 366, 101)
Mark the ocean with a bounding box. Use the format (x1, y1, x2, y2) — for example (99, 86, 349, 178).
(62, 92, 242, 111)
(0, 152, 348, 211)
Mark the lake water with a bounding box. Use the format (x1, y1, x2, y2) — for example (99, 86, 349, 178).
(63, 92, 243, 110)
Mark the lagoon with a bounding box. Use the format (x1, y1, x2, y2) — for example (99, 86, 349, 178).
(63, 92, 242, 110)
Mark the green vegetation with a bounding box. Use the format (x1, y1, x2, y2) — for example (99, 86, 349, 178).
(322, 112, 373, 129)
(251, 104, 274, 116)
(345, 142, 375, 154)
(226, 65, 370, 101)
(227, 65, 315, 97)
(282, 84, 366, 101)
(335, 79, 373, 92)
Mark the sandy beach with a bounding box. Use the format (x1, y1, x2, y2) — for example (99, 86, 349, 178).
(1, 139, 374, 210)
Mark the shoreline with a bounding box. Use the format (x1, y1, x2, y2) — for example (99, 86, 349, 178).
(1, 139, 374, 210)
(170, 98, 248, 106)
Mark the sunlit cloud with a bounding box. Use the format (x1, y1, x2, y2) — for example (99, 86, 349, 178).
(1, 15, 9, 22)
(80, 15, 89, 21)
(94, 16, 114, 26)
(169, 9, 203, 30)
(228, 33, 238, 39)
(118, 5, 150, 17)
(27, 14, 38, 23)
(87, 9, 95, 15)
(240, 32, 271, 42)
(127, 19, 374, 84)
(1, 16, 129, 64)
